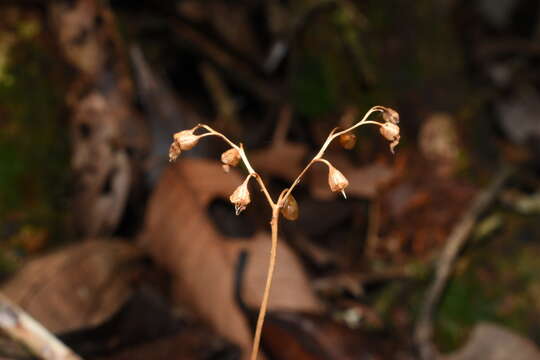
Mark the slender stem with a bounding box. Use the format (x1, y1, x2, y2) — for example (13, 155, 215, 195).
(239, 144, 275, 206)
(249, 205, 280, 360)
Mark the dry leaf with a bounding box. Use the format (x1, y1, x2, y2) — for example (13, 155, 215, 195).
(140, 159, 321, 354)
(251, 142, 309, 181)
(1, 240, 142, 333)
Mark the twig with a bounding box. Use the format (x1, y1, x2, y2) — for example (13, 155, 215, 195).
(0, 293, 83, 360)
(414, 165, 514, 360)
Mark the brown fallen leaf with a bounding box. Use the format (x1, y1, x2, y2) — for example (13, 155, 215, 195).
(251, 142, 309, 181)
(1, 240, 142, 333)
(443, 322, 540, 360)
(139, 159, 321, 355)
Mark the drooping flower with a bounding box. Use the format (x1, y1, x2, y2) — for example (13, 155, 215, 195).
(379, 122, 400, 154)
(169, 141, 181, 162)
(173, 129, 200, 151)
(327, 163, 349, 199)
(381, 106, 400, 124)
(230, 177, 251, 215)
(221, 148, 241, 167)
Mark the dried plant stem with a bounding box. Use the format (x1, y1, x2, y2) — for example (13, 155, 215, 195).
(184, 106, 393, 360)
(279, 107, 384, 205)
(250, 205, 280, 360)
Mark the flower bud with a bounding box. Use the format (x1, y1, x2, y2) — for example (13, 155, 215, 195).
(281, 194, 299, 221)
(173, 130, 199, 151)
(221, 148, 241, 167)
(229, 177, 251, 215)
(379, 122, 400, 154)
(327, 164, 349, 198)
(169, 141, 181, 162)
(339, 133, 357, 150)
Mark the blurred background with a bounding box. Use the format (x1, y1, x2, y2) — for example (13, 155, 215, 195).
(1, 0, 540, 359)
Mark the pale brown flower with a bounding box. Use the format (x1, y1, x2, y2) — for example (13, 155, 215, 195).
(379, 122, 400, 154)
(173, 129, 200, 151)
(382, 107, 399, 124)
(169, 141, 181, 162)
(221, 148, 241, 167)
(229, 177, 251, 215)
(327, 163, 349, 198)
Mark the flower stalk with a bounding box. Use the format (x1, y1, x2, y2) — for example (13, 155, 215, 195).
(168, 106, 400, 360)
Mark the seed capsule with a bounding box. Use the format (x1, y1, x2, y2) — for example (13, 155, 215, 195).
(221, 148, 241, 167)
(327, 164, 349, 198)
(281, 195, 299, 221)
(229, 177, 251, 215)
(339, 133, 357, 150)
(173, 130, 199, 151)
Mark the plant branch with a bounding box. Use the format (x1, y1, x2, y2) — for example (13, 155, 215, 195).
(172, 105, 397, 360)
(196, 125, 276, 206)
(279, 106, 384, 207)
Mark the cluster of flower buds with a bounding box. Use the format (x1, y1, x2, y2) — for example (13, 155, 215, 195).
(221, 148, 241, 173)
(169, 127, 201, 162)
(379, 107, 400, 154)
(230, 176, 251, 215)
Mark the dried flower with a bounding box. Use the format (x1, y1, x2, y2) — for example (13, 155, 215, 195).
(230, 177, 251, 215)
(169, 141, 181, 162)
(339, 133, 357, 150)
(173, 129, 200, 151)
(379, 122, 400, 154)
(280, 194, 299, 221)
(381, 107, 399, 124)
(327, 163, 349, 198)
(221, 148, 241, 167)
